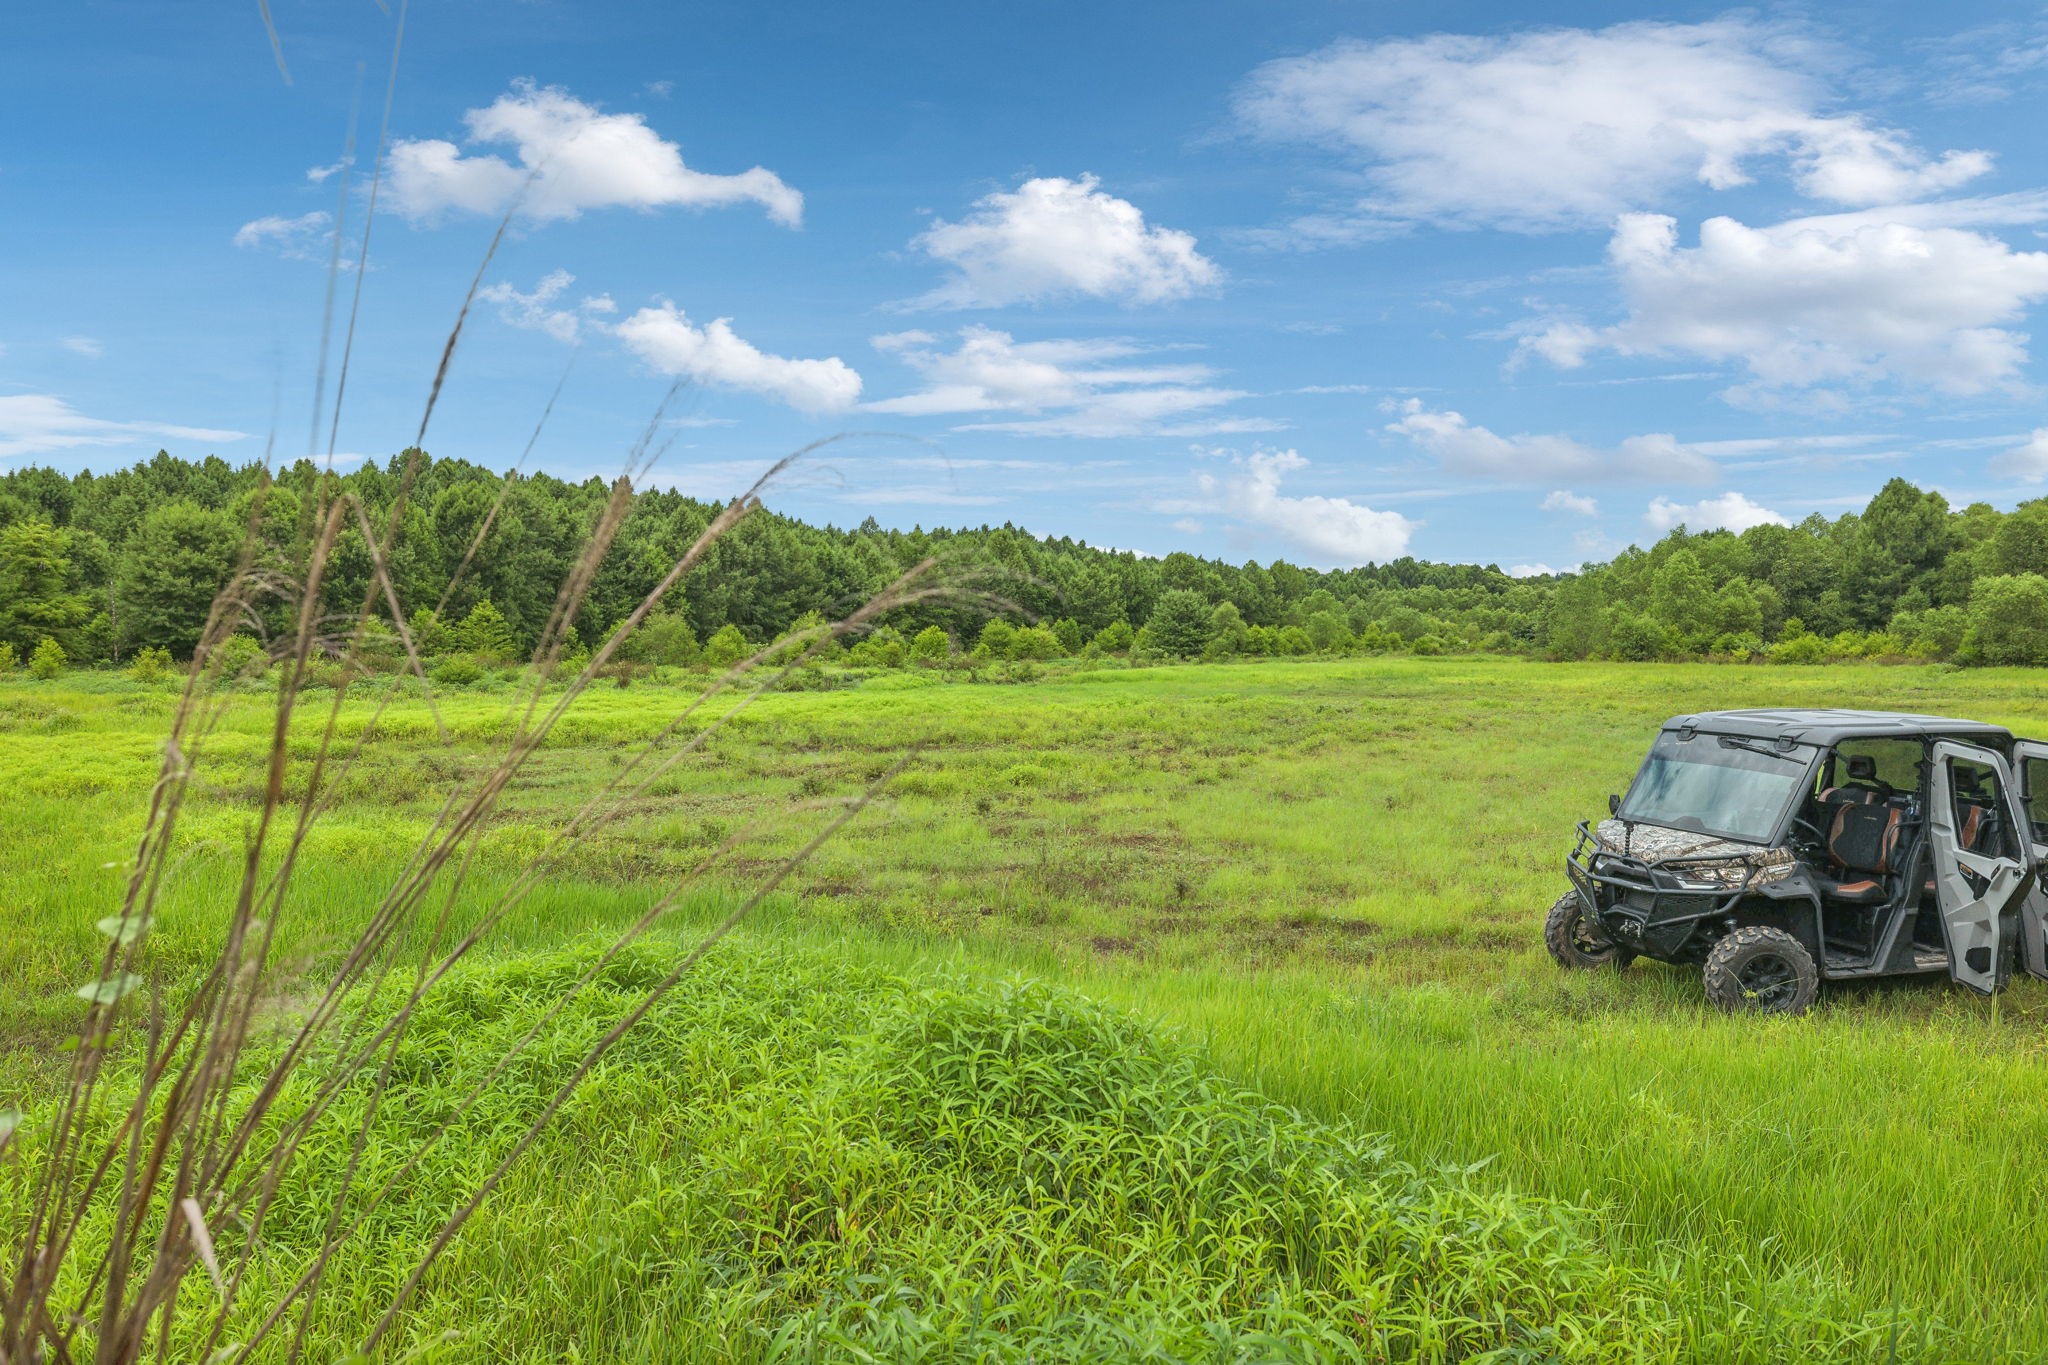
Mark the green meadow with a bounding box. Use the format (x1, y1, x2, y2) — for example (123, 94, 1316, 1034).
(7, 656, 2048, 1359)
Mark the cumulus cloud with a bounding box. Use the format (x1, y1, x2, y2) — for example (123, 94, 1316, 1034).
(1541, 490, 1599, 516)
(864, 327, 1278, 438)
(385, 80, 802, 226)
(478, 270, 617, 342)
(0, 394, 245, 460)
(1990, 428, 2048, 482)
(1173, 448, 1414, 565)
(1645, 491, 1789, 533)
(1234, 18, 1989, 233)
(1383, 399, 1716, 483)
(233, 210, 333, 260)
(907, 175, 1219, 309)
(613, 303, 861, 414)
(1518, 209, 2048, 396)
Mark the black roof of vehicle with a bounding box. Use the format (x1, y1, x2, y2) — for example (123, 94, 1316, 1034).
(1660, 708, 2014, 746)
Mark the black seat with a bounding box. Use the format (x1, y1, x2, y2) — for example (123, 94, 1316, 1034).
(1816, 799, 1900, 905)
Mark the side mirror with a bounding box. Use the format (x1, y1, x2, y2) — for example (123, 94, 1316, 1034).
(1608, 793, 1621, 816)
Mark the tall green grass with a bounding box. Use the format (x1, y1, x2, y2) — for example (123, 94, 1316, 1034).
(8, 658, 2048, 1356)
(4, 941, 1954, 1361)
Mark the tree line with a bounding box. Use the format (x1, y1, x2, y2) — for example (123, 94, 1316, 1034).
(0, 452, 2043, 671)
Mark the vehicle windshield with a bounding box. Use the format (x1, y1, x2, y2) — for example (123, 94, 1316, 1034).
(1618, 732, 1814, 843)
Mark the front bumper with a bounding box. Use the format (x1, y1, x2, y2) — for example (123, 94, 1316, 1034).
(1566, 822, 1755, 960)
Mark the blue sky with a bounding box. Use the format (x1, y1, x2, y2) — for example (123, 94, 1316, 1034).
(5, 2, 2048, 573)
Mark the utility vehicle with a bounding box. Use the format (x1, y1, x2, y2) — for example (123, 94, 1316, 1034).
(1545, 709, 2048, 1013)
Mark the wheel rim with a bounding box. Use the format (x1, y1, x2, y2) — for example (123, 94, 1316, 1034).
(1568, 911, 1614, 959)
(1736, 952, 1800, 1008)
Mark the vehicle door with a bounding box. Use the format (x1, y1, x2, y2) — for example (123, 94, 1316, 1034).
(2013, 740, 2048, 981)
(1928, 741, 2035, 994)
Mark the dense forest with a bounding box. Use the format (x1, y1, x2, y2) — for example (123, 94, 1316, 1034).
(1, 450, 2045, 671)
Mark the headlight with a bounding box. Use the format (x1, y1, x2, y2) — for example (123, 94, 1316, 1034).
(1671, 861, 1752, 890)
(1669, 855, 1793, 890)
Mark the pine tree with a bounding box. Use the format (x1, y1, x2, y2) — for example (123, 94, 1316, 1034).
(1145, 590, 1210, 657)
(457, 599, 519, 661)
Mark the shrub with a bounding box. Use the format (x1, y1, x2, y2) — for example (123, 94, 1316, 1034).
(1205, 602, 1247, 658)
(1009, 624, 1062, 661)
(408, 606, 454, 657)
(703, 624, 750, 668)
(630, 611, 700, 666)
(1607, 614, 1669, 662)
(1090, 620, 1135, 655)
(1305, 609, 1353, 653)
(1050, 617, 1085, 654)
(909, 625, 951, 665)
(1769, 633, 1827, 665)
(213, 634, 267, 680)
(428, 654, 485, 687)
(1710, 632, 1764, 661)
(975, 619, 1018, 659)
(1966, 573, 2048, 666)
(1890, 605, 1967, 660)
(128, 645, 173, 682)
(353, 619, 403, 673)
(1410, 634, 1446, 657)
(847, 627, 907, 668)
(28, 636, 65, 679)
(0, 642, 16, 673)
(768, 610, 836, 665)
(1355, 624, 1400, 654)
(1274, 625, 1312, 656)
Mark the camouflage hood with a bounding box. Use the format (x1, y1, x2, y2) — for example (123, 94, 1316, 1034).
(1593, 819, 1794, 872)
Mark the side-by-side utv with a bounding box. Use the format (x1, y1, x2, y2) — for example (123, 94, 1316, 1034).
(1546, 709, 2048, 1013)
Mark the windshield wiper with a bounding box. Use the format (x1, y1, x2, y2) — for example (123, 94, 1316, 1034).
(1716, 735, 1804, 763)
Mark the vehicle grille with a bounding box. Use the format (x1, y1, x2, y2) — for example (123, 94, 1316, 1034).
(1622, 890, 1715, 920)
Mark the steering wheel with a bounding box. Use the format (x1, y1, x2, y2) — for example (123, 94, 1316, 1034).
(1790, 814, 1829, 849)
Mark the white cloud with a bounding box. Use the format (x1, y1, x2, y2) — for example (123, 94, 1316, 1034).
(306, 158, 352, 184)
(385, 80, 802, 226)
(864, 326, 1278, 438)
(1929, 20, 2048, 105)
(1508, 563, 1567, 578)
(1234, 18, 1989, 233)
(1184, 448, 1414, 566)
(233, 210, 333, 260)
(908, 175, 1219, 308)
(478, 270, 617, 342)
(1541, 490, 1599, 516)
(61, 337, 103, 359)
(1990, 428, 2048, 482)
(613, 303, 861, 414)
(1519, 210, 2048, 396)
(1645, 491, 1789, 533)
(1383, 399, 1716, 483)
(0, 394, 245, 460)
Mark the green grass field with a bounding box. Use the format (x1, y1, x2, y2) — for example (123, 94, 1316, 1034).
(7, 657, 2048, 1359)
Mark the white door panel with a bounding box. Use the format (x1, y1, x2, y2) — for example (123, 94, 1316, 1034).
(1928, 741, 2032, 995)
(2013, 740, 2048, 982)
